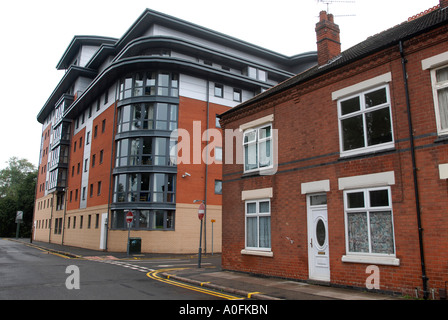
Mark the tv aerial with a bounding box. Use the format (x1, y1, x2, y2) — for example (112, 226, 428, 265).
(317, 0, 356, 17)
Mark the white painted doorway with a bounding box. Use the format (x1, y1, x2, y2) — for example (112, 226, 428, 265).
(100, 213, 108, 250)
(307, 194, 330, 282)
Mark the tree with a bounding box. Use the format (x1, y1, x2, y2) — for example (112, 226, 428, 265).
(0, 157, 37, 237)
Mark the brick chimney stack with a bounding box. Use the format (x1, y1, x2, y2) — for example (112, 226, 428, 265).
(441, 0, 448, 8)
(315, 11, 341, 66)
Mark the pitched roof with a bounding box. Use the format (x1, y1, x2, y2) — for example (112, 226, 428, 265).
(221, 5, 448, 118)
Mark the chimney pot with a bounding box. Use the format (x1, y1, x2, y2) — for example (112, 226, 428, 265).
(316, 11, 341, 66)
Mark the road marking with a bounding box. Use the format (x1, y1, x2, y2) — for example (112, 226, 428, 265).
(146, 269, 243, 300)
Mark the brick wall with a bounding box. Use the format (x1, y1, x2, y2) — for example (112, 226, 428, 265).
(222, 24, 448, 298)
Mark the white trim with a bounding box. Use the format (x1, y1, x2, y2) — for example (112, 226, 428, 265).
(338, 171, 395, 190)
(332, 72, 392, 100)
(342, 254, 400, 266)
(439, 163, 448, 179)
(422, 51, 448, 70)
(239, 114, 274, 132)
(301, 180, 330, 194)
(241, 249, 274, 257)
(242, 188, 273, 200)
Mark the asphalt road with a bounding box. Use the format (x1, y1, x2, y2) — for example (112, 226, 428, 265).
(0, 238, 239, 300)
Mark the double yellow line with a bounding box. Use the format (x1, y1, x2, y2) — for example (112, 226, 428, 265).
(146, 269, 243, 300)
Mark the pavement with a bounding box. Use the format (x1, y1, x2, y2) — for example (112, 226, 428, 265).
(8, 238, 403, 300)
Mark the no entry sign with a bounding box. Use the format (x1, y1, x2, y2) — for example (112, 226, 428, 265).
(198, 203, 205, 220)
(126, 211, 134, 224)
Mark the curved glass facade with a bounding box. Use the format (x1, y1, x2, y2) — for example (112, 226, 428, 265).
(111, 70, 179, 230)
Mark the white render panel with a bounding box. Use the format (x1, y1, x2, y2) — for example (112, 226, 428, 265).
(180, 74, 207, 101)
(80, 45, 101, 67)
(301, 180, 330, 194)
(439, 163, 448, 179)
(241, 187, 273, 200)
(338, 171, 395, 190)
(332, 72, 392, 100)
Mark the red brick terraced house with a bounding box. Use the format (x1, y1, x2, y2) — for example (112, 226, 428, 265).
(220, 1, 448, 299)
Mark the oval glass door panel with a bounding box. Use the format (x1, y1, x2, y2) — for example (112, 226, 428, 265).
(316, 219, 326, 247)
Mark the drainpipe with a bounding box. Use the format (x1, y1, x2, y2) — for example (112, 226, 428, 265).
(204, 79, 210, 255)
(399, 40, 429, 299)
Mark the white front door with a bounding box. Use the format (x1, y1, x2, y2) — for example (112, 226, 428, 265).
(307, 194, 330, 282)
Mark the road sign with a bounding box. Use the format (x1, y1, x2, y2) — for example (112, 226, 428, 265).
(198, 203, 205, 220)
(126, 211, 133, 224)
(16, 211, 23, 223)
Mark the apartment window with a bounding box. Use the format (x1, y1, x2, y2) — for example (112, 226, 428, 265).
(95, 214, 99, 229)
(86, 131, 90, 145)
(88, 215, 92, 229)
(116, 103, 178, 133)
(80, 215, 83, 229)
(97, 181, 102, 195)
(92, 154, 96, 168)
(94, 125, 98, 138)
(82, 187, 86, 200)
(115, 137, 176, 167)
(111, 209, 174, 230)
(84, 159, 88, 172)
(214, 180, 222, 194)
(233, 88, 242, 102)
(102, 119, 106, 133)
(215, 115, 221, 128)
(214, 83, 223, 97)
(344, 187, 395, 255)
(90, 184, 93, 197)
(215, 147, 222, 162)
(243, 124, 273, 172)
(100, 150, 104, 164)
(245, 199, 271, 250)
(431, 65, 448, 134)
(119, 71, 179, 99)
(113, 173, 175, 204)
(338, 85, 393, 156)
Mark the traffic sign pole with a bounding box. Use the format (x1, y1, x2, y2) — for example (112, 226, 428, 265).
(198, 203, 205, 268)
(125, 211, 133, 256)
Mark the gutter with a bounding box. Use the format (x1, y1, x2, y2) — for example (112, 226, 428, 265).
(399, 40, 429, 300)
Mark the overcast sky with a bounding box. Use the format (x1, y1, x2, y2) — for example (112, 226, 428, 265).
(0, 0, 439, 169)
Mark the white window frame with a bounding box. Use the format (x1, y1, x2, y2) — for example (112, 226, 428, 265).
(243, 123, 273, 173)
(337, 84, 394, 157)
(430, 65, 448, 135)
(342, 186, 399, 266)
(244, 198, 271, 252)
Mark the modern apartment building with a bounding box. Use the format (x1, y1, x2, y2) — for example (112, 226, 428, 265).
(33, 9, 317, 253)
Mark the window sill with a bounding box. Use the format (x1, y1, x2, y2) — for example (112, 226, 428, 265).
(434, 134, 448, 144)
(241, 249, 273, 257)
(339, 146, 395, 161)
(342, 254, 400, 266)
